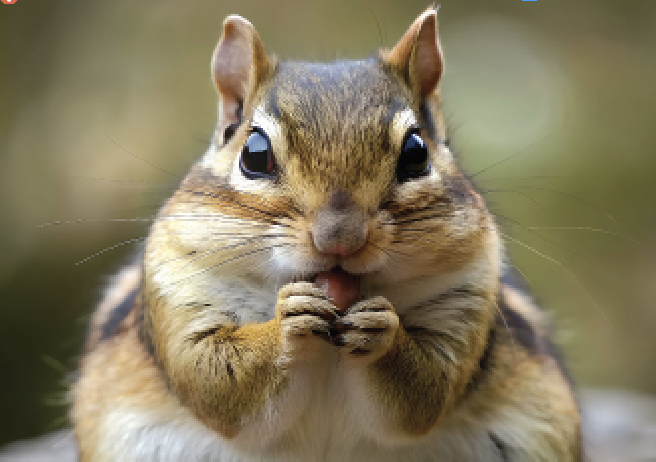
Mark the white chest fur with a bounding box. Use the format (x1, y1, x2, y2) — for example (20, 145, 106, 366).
(97, 355, 511, 462)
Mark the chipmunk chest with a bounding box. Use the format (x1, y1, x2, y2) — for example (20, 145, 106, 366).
(282, 401, 506, 462)
(286, 363, 358, 448)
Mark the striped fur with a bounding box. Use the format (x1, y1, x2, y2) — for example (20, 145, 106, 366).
(72, 9, 580, 461)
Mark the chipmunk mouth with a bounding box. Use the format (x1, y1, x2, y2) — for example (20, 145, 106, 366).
(303, 266, 362, 314)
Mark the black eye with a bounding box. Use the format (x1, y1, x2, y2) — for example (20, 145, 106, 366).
(396, 131, 430, 182)
(240, 128, 276, 179)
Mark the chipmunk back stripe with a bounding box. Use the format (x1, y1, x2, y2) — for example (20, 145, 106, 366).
(100, 287, 140, 342)
(498, 273, 577, 392)
(137, 297, 157, 358)
(500, 267, 533, 296)
(498, 295, 549, 357)
(81, 262, 142, 351)
(465, 282, 557, 397)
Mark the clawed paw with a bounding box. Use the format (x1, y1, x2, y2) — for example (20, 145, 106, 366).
(276, 282, 338, 363)
(331, 296, 399, 363)
(276, 284, 398, 365)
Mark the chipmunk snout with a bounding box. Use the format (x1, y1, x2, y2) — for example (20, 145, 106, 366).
(312, 189, 367, 256)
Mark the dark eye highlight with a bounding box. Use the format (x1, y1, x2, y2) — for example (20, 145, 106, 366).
(396, 130, 430, 182)
(240, 128, 276, 179)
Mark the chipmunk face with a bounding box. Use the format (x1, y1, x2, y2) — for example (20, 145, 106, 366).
(147, 11, 498, 304)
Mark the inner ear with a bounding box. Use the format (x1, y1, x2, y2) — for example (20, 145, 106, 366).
(384, 8, 443, 99)
(211, 15, 271, 144)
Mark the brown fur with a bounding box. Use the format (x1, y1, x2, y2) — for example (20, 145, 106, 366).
(72, 8, 580, 461)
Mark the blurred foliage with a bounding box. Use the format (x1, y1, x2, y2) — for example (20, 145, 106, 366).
(1, 0, 655, 447)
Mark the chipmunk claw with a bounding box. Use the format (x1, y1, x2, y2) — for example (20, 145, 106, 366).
(276, 282, 338, 364)
(333, 296, 399, 363)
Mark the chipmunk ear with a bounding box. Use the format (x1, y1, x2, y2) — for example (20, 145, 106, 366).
(384, 7, 443, 98)
(211, 15, 271, 143)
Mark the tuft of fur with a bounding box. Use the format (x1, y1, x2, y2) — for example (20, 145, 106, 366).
(72, 8, 580, 461)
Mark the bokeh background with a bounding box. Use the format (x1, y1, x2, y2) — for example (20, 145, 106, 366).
(1, 0, 655, 448)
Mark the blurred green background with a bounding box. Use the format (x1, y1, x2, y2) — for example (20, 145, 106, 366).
(1, 0, 655, 448)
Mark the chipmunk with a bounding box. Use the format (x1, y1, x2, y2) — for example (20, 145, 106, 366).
(72, 8, 581, 461)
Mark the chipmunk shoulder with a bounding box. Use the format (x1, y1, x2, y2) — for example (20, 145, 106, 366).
(72, 8, 581, 461)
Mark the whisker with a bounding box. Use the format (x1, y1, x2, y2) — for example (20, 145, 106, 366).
(185, 231, 294, 238)
(170, 243, 297, 285)
(395, 226, 494, 234)
(174, 235, 294, 271)
(363, 4, 385, 48)
(483, 175, 569, 181)
(388, 204, 449, 220)
(156, 213, 293, 230)
(500, 232, 611, 325)
(175, 198, 288, 217)
(492, 299, 519, 364)
(105, 135, 178, 178)
(524, 226, 641, 245)
(361, 242, 399, 281)
(160, 213, 286, 224)
(482, 188, 548, 212)
(70, 176, 169, 187)
(509, 264, 532, 286)
(496, 215, 592, 264)
(231, 188, 303, 216)
(39, 218, 155, 227)
(469, 133, 548, 179)
(391, 212, 456, 226)
(39, 214, 292, 228)
(511, 185, 616, 223)
(369, 240, 408, 260)
(180, 189, 301, 221)
(187, 194, 296, 214)
(75, 237, 147, 265)
(156, 233, 292, 267)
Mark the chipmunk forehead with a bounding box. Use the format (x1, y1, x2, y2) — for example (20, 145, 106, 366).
(253, 59, 415, 146)
(244, 59, 422, 196)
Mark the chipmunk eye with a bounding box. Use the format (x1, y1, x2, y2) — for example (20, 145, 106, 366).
(240, 128, 276, 179)
(396, 130, 430, 182)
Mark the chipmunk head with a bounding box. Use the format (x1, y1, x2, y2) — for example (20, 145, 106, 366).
(151, 8, 500, 293)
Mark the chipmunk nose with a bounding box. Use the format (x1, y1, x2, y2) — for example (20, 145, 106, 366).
(312, 189, 367, 256)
